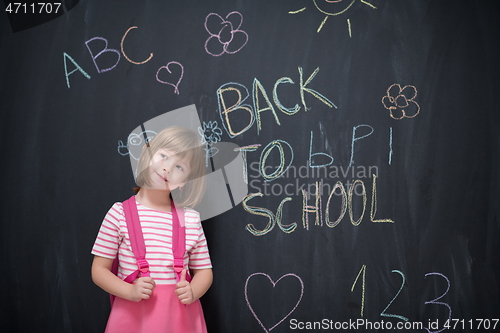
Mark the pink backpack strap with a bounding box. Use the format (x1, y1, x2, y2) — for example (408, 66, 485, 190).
(171, 200, 189, 282)
(122, 196, 150, 283)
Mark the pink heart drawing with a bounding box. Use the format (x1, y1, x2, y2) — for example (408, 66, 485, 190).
(245, 273, 304, 332)
(155, 61, 184, 95)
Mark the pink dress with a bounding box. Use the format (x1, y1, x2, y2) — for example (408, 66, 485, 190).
(105, 285, 207, 333)
(92, 201, 211, 333)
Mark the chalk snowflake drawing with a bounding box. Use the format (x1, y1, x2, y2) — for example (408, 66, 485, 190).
(381, 84, 420, 119)
(198, 121, 223, 166)
(289, 0, 376, 36)
(117, 130, 157, 160)
(245, 273, 304, 332)
(204, 11, 249, 56)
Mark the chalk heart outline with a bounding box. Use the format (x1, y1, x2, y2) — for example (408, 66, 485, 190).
(245, 273, 304, 332)
(156, 61, 184, 95)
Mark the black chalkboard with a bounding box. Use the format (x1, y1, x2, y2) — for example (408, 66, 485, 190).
(1, 1, 499, 332)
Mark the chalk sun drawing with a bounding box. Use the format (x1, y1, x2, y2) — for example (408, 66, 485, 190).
(204, 11, 248, 56)
(289, 0, 376, 36)
(381, 84, 420, 119)
(117, 130, 157, 160)
(245, 273, 304, 332)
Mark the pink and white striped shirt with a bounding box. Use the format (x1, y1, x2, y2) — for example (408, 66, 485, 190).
(92, 200, 212, 285)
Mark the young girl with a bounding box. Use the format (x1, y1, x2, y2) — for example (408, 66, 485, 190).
(92, 126, 212, 332)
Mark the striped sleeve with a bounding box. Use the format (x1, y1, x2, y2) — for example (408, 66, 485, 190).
(185, 208, 212, 270)
(91, 202, 124, 259)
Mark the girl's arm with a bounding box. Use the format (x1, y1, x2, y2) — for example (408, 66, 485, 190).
(176, 268, 213, 304)
(190, 268, 213, 300)
(92, 255, 156, 302)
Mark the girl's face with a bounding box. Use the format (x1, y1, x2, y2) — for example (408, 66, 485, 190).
(148, 148, 191, 191)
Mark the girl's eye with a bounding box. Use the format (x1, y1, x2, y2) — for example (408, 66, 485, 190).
(160, 154, 168, 159)
(176, 165, 184, 171)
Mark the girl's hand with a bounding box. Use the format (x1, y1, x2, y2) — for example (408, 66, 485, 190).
(175, 269, 194, 304)
(130, 277, 156, 302)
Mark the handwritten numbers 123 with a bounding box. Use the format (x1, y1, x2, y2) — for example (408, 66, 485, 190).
(351, 265, 451, 328)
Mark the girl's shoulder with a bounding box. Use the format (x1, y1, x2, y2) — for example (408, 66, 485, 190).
(181, 206, 201, 225)
(100, 202, 126, 230)
(105, 201, 125, 215)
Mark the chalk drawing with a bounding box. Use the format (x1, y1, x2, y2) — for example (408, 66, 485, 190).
(389, 127, 393, 164)
(205, 11, 248, 56)
(351, 264, 366, 317)
(243, 192, 276, 236)
(370, 174, 394, 223)
(63, 52, 91, 88)
(380, 270, 409, 321)
(120, 26, 154, 65)
(217, 67, 335, 138)
(156, 61, 184, 95)
(245, 272, 304, 332)
(217, 82, 255, 138)
(198, 121, 223, 166)
(382, 84, 420, 119)
(302, 182, 323, 230)
(424, 272, 452, 333)
(235, 144, 261, 184)
(117, 130, 157, 160)
(348, 180, 366, 226)
(259, 140, 294, 182)
(349, 124, 374, 167)
(325, 181, 347, 228)
(289, 0, 376, 35)
(276, 197, 296, 233)
(85, 37, 121, 73)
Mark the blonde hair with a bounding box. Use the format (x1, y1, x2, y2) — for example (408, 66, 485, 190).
(134, 126, 206, 207)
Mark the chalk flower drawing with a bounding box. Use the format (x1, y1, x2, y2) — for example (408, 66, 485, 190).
(204, 11, 248, 56)
(199, 120, 223, 145)
(381, 84, 420, 119)
(198, 121, 223, 166)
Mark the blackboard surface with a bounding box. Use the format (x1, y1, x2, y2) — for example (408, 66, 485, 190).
(1, 1, 499, 332)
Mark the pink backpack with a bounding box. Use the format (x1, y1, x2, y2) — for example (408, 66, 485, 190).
(110, 196, 189, 305)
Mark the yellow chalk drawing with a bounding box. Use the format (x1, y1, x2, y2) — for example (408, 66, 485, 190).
(289, 0, 376, 36)
(370, 174, 394, 223)
(243, 192, 275, 236)
(302, 182, 322, 230)
(234, 144, 261, 184)
(351, 264, 367, 317)
(325, 181, 347, 228)
(348, 179, 366, 226)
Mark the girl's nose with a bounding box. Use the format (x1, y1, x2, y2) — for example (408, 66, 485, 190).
(162, 159, 171, 172)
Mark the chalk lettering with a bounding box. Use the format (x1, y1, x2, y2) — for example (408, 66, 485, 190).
(370, 175, 394, 223)
(309, 130, 334, 168)
(242, 192, 275, 236)
(302, 181, 322, 230)
(325, 181, 347, 228)
(259, 140, 294, 181)
(348, 180, 367, 226)
(85, 37, 121, 73)
(63, 52, 91, 88)
(217, 82, 255, 138)
(349, 124, 374, 167)
(273, 77, 300, 115)
(253, 78, 281, 134)
(299, 67, 337, 110)
(121, 26, 153, 65)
